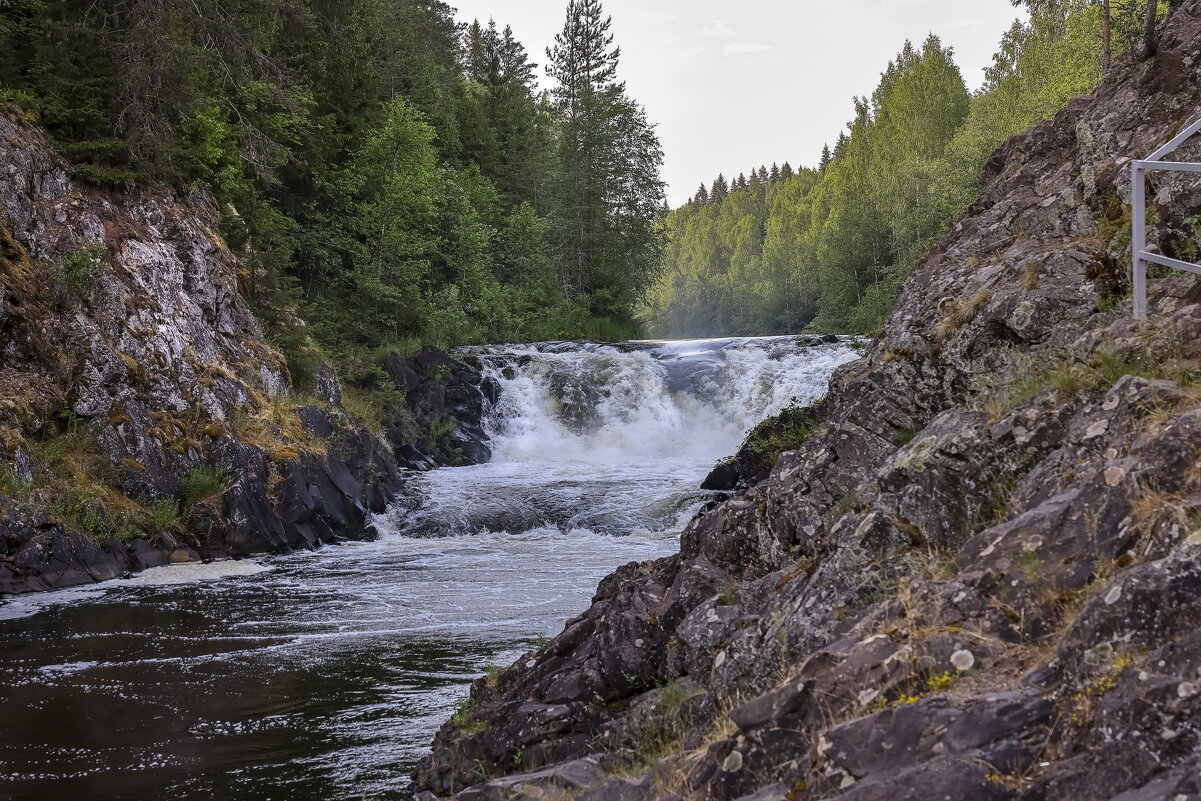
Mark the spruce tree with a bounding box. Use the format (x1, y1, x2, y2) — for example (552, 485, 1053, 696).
(711, 174, 728, 202)
(545, 0, 664, 319)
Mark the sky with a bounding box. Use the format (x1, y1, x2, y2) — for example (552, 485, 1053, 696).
(446, 0, 1029, 207)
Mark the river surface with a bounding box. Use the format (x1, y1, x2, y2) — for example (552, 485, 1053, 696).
(0, 336, 859, 801)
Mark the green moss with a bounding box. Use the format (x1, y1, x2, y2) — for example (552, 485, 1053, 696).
(743, 405, 819, 466)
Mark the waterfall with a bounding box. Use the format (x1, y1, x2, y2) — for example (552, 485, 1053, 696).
(391, 336, 860, 539)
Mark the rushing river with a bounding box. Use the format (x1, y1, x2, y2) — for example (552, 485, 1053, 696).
(0, 336, 859, 801)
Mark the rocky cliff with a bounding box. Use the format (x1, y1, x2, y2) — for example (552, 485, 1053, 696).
(0, 111, 495, 595)
(418, 6, 1201, 801)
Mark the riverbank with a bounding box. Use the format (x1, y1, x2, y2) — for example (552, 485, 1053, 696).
(0, 337, 856, 799)
(0, 111, 499, 595)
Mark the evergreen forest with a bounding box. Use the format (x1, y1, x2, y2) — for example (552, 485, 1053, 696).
(0, 0, 664, 382)
(0, 0, 1175, 358)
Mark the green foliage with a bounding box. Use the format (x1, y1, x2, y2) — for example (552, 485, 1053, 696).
(50, 486, 145, 546)
(2, 0, 662, 351)
(181, 466, 231, 508)
(0, 467, 30, 497)
(145, 499, 181, 533)
(647, 5, 1109, 337)
(450, 696, 487, 735)
(50, 245, 106, 302)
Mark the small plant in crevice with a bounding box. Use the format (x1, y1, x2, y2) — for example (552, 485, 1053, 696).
(451, 697, 487, 735)
(484, 664, 501, 688)
(427, 417, 458, 444)
(894, 425, 921, 447)
(0, 466, 30, 497)
(50, 244, 106, 303)
(181, 465, 231, 508)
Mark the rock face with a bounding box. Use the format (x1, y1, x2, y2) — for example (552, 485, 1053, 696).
(0, 111, 494, 595)
(380, 347, 500, 470)
(419, 7, 1201, 801)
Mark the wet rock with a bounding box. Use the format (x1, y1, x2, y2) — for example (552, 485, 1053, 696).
(379, 347, 496, 468)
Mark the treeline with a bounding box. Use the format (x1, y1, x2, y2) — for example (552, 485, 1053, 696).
(643, 1, 1161, 337)
(689, 163, 797, 205)
(0, 0, 664, 373)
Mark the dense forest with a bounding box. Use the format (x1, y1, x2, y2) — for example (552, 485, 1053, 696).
(0, 0, 665, 381)
(0, 0, 1176, 356)
(643, 0, 1170, 338)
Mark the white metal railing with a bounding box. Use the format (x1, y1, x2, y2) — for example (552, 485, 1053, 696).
(1132, 115, 1201, 320)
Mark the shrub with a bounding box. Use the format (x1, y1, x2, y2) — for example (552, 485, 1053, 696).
(181, 465, 231, 507)
(50, 245, 107, 302)
(145, 499, 181, 532)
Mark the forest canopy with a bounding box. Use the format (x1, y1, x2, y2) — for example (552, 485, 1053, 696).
(642, 0, 1166, 338)
(0, 0, 665, 376)
(0, 0, 1175, 353)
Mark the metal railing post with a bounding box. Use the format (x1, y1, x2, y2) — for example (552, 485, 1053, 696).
(1132, 161, 1147, 321)
(1128, 116, 1201, 322)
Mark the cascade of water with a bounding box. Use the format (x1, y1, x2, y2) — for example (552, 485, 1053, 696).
(391, 336, 860, 539)
(476, 336, 857, 464)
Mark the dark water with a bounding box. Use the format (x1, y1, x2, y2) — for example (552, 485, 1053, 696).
(0, 532, 678, 800)
(0, 337, 859, 801)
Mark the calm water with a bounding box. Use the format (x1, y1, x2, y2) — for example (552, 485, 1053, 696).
(0, 337, 859, 801)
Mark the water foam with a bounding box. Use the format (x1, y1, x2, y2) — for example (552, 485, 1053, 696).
(473, 336, 860, 465)
(392, 336, 861, 539)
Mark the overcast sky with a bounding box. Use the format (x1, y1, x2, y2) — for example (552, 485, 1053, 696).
(447, 0, 1028, 206)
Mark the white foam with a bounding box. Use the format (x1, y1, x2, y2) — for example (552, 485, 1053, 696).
(474, 337, 860, 467)
(0, 559, 271, 620)
(123, 559, 271, 587)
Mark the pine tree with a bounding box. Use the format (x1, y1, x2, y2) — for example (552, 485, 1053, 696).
(781, 161, 794, 179)
(546, 0, 621, 116)
(769, 162, 780, 182)
(820, 144, 832, 170)
(545, 0, 664, 318)
(711, 173, 728, 202)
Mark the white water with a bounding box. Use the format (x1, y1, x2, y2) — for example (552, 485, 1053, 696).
(397, 336, 860, 539)
(0, 336, 860, 801)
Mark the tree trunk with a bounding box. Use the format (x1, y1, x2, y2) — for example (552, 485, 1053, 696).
(1142, 0, 1160, 60)
(1101, 0, 1112, 68)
